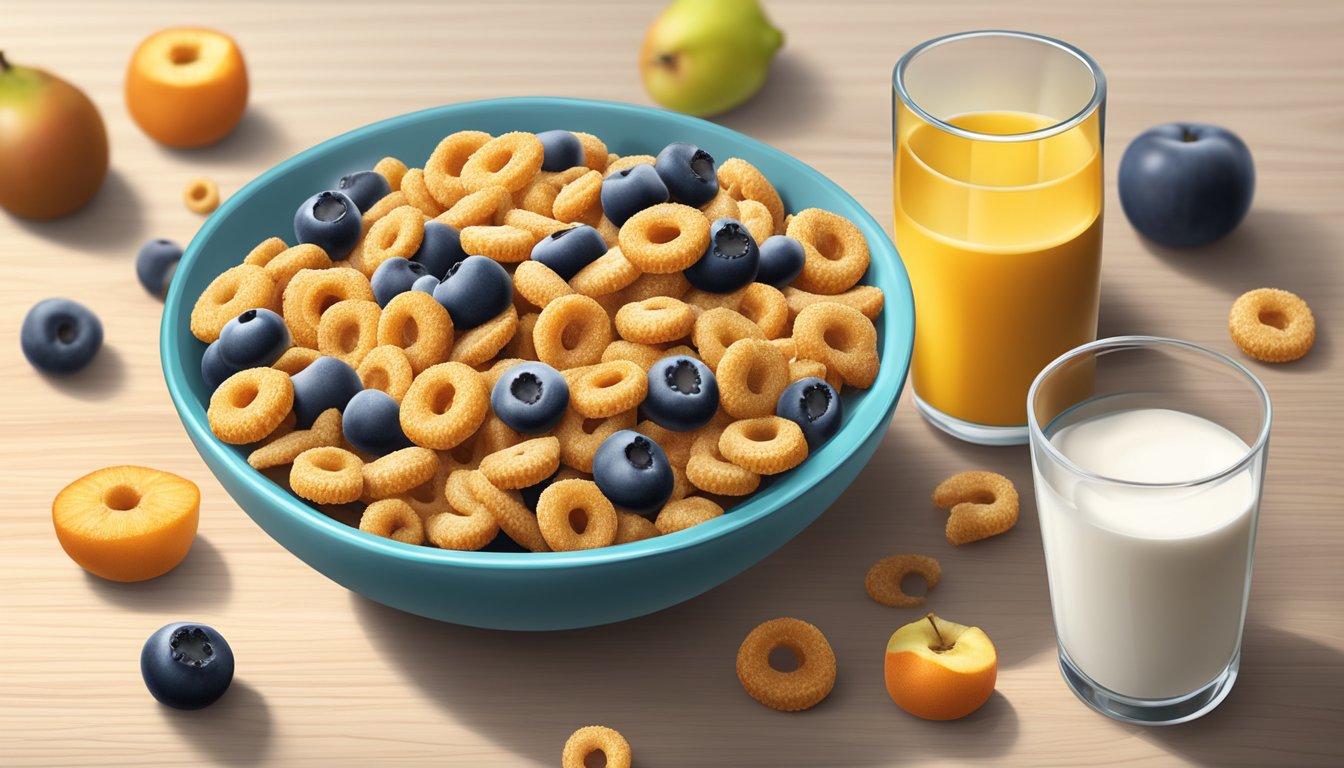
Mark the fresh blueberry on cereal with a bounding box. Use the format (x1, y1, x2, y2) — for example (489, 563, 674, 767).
(218, 308, 291, 370)
(685, 218, 760, 293)
(756, 235, 807, 288)
(536, 130, 584, 172)
(410, 274, 440, 295)
(528, 224, 607, 281)
(593, 430, 675, 515)
(655, 142, 718, 207)
(412, 221, 469, 279)
(491, 361, 570, 434)
(777, 377, 843, 450)
(432, 255, 513, 330)
(336, 170, 391, 213)
(200, 341, 234, 392)
(135, 238, 183, 297)
(342, 389, 414, 456)
(293, 190, 360, 260)
(290, 355, 363, 427)
(140, 622, 234, 710)
(644, 355, 719, 432)
(600, 163, 669, 227)
(370, 257, 429, 307)
(20, 298, 103, 375)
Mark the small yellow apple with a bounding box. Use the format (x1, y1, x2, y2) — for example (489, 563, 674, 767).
(884, 613, 998, 720)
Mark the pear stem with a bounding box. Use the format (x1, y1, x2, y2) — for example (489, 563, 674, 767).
(926, 613, 953, 653)
(0, 51, 9, 73)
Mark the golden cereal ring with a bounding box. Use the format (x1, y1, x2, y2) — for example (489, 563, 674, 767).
(290, 446, 364, 504)
(243, 236, 291, 267)
(514, 260, 575, 309)
(247, 408, 342, 469)
(865, 554, 942, 608)
(736, 617, 836, 712)
(424, 130, 491, 208)
(738, 199, 775, 246)
(360, 190, 407, 237)
(718, 158, 784, 232)
(793, 303, 879, 389)
(281, 267, 374, 349)
(474, 412, 527, 456)
(596, 216, 620, 248)
(739, 282, 788, 339)
(789, 358, 829, 383)
(719, 417, 808, 475)
(783, 285, 885, 323)
(398, 453, 456, 520)
(655, 496, 724, 535)
(568, 360, 648, 419)
(536, 479, 617, 551)
(507, 312, 540, 360)
(184, 177, 220, 214)
(362, 206, 425, 274)
(271, 346, 319, 375)
(399, 362, 489, 450)
(620, 272, 691, 304)
(772, 336, 798, 361)
(692, 307, 767, 370)
(552, 169, 604, 226)
(480, 436, 561, 490)
(426, 493, 499, 552)
(317, 299, 382, 368)
(613, 296, 695, 345)
(534, 294, 613, 370)
(362, 446, 438, 499)
(601, 340, 666, 371)
(614, 510, 660, 544)
(683, 286, 747, 315)
(460, 132, 544, 193)
(686, 429, 760, 496)
(480, 358, 526, 390)
(466, 470, 549, 552)
(634, 420, 697, 468)
(359, 498, 425, 545)
(503, 208, 572, 241)
(573, 132, 609, 172)
(357, 345, 414, 402)
(461, 225, 534, 263)
(618, 203, 711, 274)
(516, 176, 560, 217)
(555, 408, 636, 473)
(191, 264, 276, 343)
(374, 156, 409, 191)
(400, 167, 446, 216)
(261, 244, 332, 302)
(1228, 287, 1316, 362)
(436, 185, 512, 230)
(787, 208, 870, 295)
(208, 367, 294, 445)
(700, 188, 741, 223)
(932, 471, 1019, 546)
(604, 155, 657, 177)
(377, 290, 454, 373)
(716, 339, 790, 419)
(561, 726, 629, 768)
(571, 247, 641, 297)
(449, 305, 518, 367)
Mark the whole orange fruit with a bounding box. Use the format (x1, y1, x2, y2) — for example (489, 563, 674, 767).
(125, 28, 248, 148)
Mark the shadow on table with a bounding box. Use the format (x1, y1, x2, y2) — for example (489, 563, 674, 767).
(161, 680, 272, 765)
(152, 108, 293, 170)
(715, 52, 833, 142)
(84, 536, 232, 611)
(8, 170, 146, 255)
(36, 345, 129, 401)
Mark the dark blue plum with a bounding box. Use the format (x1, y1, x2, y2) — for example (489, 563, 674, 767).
(342, 389, 414, 455)
(336, 169, 391, 212)
(140, 622, 234, 710)
(432, 255, 512, 330)
(411, 274, 440, 295)
(290, 356, 363, 427)
(684, 218, 759, 293)
(218, 308, 290, 370)
(293, 190, 361, 260)
(643, 356, 719, 432)
(135, 238, 183, 297)
(776, 377, 842, 450)
(528, 224, 607, 281)
(756, 235, 806, 288)
(654, 142, 717, 207)
(537, 130, 584, 172)
(593, 430, 674, 515)
(200, 341, 233, 392)
(600, 163, 669, 227)
(371, 257, 429, 307)
(411, 221, 468, 279)
(20, 298, 103, 375)
(490, 362, 569, 434)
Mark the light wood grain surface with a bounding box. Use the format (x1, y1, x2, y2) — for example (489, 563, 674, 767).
(2, 1, 1341, 766)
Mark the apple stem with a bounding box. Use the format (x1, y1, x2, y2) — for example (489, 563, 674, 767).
(0, 51, 9, 73)
(926, 613, 953, 653)
(657, 52, 679, 74)
(1182, 128, 1197, 142)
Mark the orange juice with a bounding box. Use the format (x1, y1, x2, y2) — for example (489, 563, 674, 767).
(894, 106, 1103, 427)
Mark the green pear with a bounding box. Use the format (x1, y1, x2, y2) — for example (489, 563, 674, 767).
(640, 0, 784, 117)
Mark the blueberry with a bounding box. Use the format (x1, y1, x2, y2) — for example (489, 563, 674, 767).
(20, 298, 103, 375)
(218, 308, 291, 370)
(135, 238, 184, 297)
(293, 190, 360, 260)
(593, 430, 675, 515)
(756, 235, 806, 288)
(140, 622, 234, 710)
(537, 130, 584, 172)
(643, 356, 719, 432)
(411, 221, 468, 279)
(685, 218, 760, 293)
(432, 255, 513, 330)
(371, 257, 429, 307)
(518, 470, 559, 512)
(290, 356, 363, 427)
(528, 224, 607, 281)
(411, 274, 441, 295)
(200, 341, 233, 391)
(490, 362, 569, 434)
(342, 389, 414, 455)
(655, 142, 718, 207)
(776, 377, 843, 450)
(600, 163, 669, 227)
(336, 169, 391, 212)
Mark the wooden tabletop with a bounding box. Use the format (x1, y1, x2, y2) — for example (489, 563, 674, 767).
(3, 1, 1341, 765)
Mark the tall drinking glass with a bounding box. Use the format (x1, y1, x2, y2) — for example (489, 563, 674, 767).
(893, 31, 1106, 445)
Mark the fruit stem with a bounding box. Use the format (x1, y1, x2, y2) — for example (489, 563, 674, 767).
(0, 51, 9, 73)
(926, 613, 953, 653)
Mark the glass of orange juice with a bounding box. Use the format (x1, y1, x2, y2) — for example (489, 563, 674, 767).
(893, 31, 1106, 445)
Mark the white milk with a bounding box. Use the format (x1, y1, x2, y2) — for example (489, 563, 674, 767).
(1034, 407, 1258, 700)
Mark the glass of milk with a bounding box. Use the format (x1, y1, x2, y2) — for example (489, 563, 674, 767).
(1027, 336, 1271, 725)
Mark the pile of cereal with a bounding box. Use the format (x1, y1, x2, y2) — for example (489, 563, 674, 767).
(191, 129, 884, 552)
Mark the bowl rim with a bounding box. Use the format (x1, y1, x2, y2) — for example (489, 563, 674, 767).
(163, 96, 913, 570)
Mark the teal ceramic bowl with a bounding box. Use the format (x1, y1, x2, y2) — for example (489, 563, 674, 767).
(162, 97, 913, 630)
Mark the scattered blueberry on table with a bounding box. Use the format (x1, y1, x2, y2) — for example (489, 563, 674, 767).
(20, 298, 104, 375)
(140, 622, 234, 710)
(135, 238, 184, 297)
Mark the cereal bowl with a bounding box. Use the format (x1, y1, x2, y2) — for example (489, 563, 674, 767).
(162, 97, 913, 630)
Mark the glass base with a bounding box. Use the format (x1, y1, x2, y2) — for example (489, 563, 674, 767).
(913, 392, 1028, 446)
(1058, 646, 1240, 726)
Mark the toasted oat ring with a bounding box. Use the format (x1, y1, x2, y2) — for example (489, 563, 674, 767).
(425, 130, 491, 208)
(536, 479, 618, 551)
(290, 446, 364, 504)
(865, 554, 942, 608)
(787, 208, 870, 295)
(614, 510, 660, 544)
(772, 337, 798, 361)
(534, 294, 613, 370)
(506, 313, 539, 360)
(736, 617, 836, 712)
(568, 360, 648, 418)
(738, 282, 788, 339)
(720, 417, 808, 475)
(783, 285, 885, 324)
(360, 191, 407, 236)
(789, 359, 829, 383)
(317, 299, 382, 368)
(184, 177, 220, 214)
(449, 305, 518, 367)
(692, 307, 768, 371)
(686, 430, 760, 496)
(571, 132, 608, 172)
(700, 188, 741, 223)
(475, 412, 527, 456)
(281, 267, 375, 348)
(400, 167, 446, 216)
(208, 367, 294, 445)
(399, 362, 489, 450)
(372, 156, 408, 190)
(515, 176, 560, 217)
(191, 264, 276, 343)
(503, 208, 572, 242)
(717, 339, 790, 419)
(480, 436, 561, 490)
(552, 169, 604, 226)
(514, 260, 575, 309)
(377, 291, 454, 374)
(793, 303, 879, 389)
(618, 203, 711, 274)
(555, 407, 637, 473)
(561, 725, 630, 768)
(358, 498, 425, 545)
(435, 185, 511, 230)
(260, 244, 332, 302)
(460, 225, 534, 263)
(604, 155, 657, 177)
(426, 477, 500, 550)
(571, 247, 641, 297)
(362, 447, 438, 499)
(466, 470, 549, 552)
(718, 158, 785, 232)
(683, 286, 747, 315)
(362, 205, 425, 274)
(737, 198, 775, 247)
(613, 296, 695, 345)
(243, 236, 291, 268)
(460, 132, 544, 193)
(270, 347, 320, 377)
(1228, 287, 1316, 362)
(933, 471, 1019, 545)
(655, 496, 724, 535)
(600, 340, 665, 371)
(634, 420, 697, 468)
(397, 454, 455, 520)
(357, 345, 415, 402)
(248, 408, 342, 469)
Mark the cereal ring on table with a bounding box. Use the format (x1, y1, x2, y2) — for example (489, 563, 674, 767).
(718, 158, 785, 231)
(480, 436, 561, 490)
(789, 358, 829, 383)
(683, 286, 747, 315)
(793, 303, 879, 388)
(601, 340, 665, 371)
(571, 247, 641, 297)
(514, 260, 575, 309)
(573, 132, 609, 172)
(686, 429, 760, 496)
(503, 208, 572, 241)
(932, 471, 1019, 545)
(561, 726, 630, 768)
(534, 294, 613, 370)
(614, 296, 695, 345)
(506, 312, 540, 360)
(377, 290, 454, 373)
(208, 367, 294, 445)
(692, 307, 767, 370)
(436, 185, 512, 230)
(360, 191, 407, 236)
(281, 267, 375, 348)
(569, 360, 648, 418)
(247, 408, 342, 469)
(716, 339, 790, 419)
(614, 510, 660, 544)
(787, 208, 870, 295)
(618, 203, 711, 274)
(604, 155, 657, 177)
(400, 167, 446, 216)
(459, 131, 544, 194)
(184, 177, 220, 214)
(536, 479, 618, 551)
(466, 470, 549, 552)
(555, 407, 637, 473)
(655, 496, 724, 535)
(449, 305, 518, 367)
(424, 130, 491, 208)
(738, 198, 775, 246)
(720, 416, 808, 475)
(552, 169, 604, 226)
(1228, 287, 1316, 362)
(191, 264, 275, 342)
(357, 345, 414, 402)
(358, 498, 425, 545)
(460, 225, 534, 263)
(361, 205, 425, 275)
(772, 336, 798, 361)
(243, 236, 290, 267)
(317, 299, 382, 368)
(399, 362, 489, 450)
(736, 617, 836, 712)
(620, 272, 691, 303)
(261, 243, 332, 302)
(290, 446, 363, 504)
(362, 446, 438, 499)
(783, 285, 885, 323)
(739, 282, 788, 339)
(373, 156, 409, 190)
(865, 554, 942, 608)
